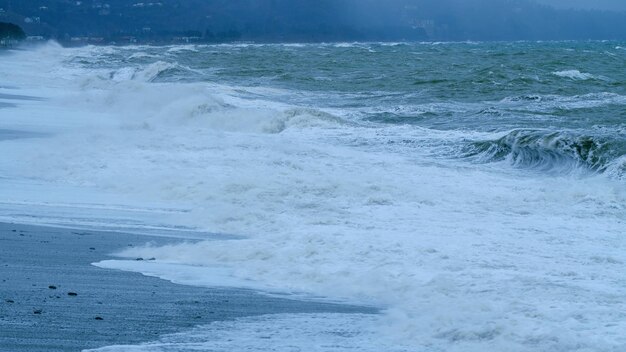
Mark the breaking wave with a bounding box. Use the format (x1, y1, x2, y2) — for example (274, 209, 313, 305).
(552, 70, 605, 81)
(464, 129, 625, 177)
(107, 61, 193, 82)
(3, 40, 626, 352)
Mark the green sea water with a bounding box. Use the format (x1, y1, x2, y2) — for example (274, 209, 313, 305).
(3, 40, 626, 352)
(76, 41, 626, 177)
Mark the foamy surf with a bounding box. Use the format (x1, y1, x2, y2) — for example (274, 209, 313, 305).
(85, 314, 404, 352)
(552, 70, 599, 80)
(2, 41, 626, 352)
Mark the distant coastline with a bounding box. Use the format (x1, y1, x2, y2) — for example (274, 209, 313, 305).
(2, 0, 626, 47)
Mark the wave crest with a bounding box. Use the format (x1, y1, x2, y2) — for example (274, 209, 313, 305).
(109, 61, 180, 82)
(464, 129, 624, 176)
(173, 104, 345, 134)
(552, 70, 604, 81)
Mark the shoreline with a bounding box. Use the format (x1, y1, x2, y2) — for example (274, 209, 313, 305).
(0, 222, 377, 352)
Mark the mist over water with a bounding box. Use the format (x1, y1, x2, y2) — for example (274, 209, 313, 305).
(1, 41, 626, 351)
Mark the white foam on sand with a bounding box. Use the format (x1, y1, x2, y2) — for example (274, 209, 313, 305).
(2, 44, 626, 352)
(85, 313, 408, 352)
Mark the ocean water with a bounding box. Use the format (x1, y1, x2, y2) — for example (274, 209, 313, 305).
(1, 41, 625, 351)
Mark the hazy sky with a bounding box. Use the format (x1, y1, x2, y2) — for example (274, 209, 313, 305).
(536, 0, 626, 11)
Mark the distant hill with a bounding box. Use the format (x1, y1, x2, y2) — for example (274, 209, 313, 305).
(0, 0, 625, 45)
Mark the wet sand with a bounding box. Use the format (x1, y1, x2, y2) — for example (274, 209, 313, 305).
(0, 93, 43, 101)
(0, 223, 376, 352)
(0, 102, 16, 109)
(0, 129, 46, 141)
(0, 91, 42, 110)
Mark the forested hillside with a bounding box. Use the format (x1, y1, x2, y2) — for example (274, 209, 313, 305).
(0, 0, 625, 44)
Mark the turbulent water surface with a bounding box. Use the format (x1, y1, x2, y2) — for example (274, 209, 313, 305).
(1, 42, 625, 351)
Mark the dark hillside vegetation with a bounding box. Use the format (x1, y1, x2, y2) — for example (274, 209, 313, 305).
(0, 0, 624, 44)
(0, 21, 25, 40)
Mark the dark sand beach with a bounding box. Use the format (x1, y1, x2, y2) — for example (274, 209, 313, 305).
(0, 223, 376, 352)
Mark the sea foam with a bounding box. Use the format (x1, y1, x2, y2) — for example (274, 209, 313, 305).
(552, 69, 598, 80)
(2, 43, 626, 352)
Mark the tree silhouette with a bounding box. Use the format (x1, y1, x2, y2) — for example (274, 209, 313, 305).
(0, 22, 26, 40)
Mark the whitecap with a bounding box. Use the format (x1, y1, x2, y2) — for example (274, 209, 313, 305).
(552, 70, 597, 80)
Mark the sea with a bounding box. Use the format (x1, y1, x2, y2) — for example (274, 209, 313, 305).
(1, 41, 625, 351)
